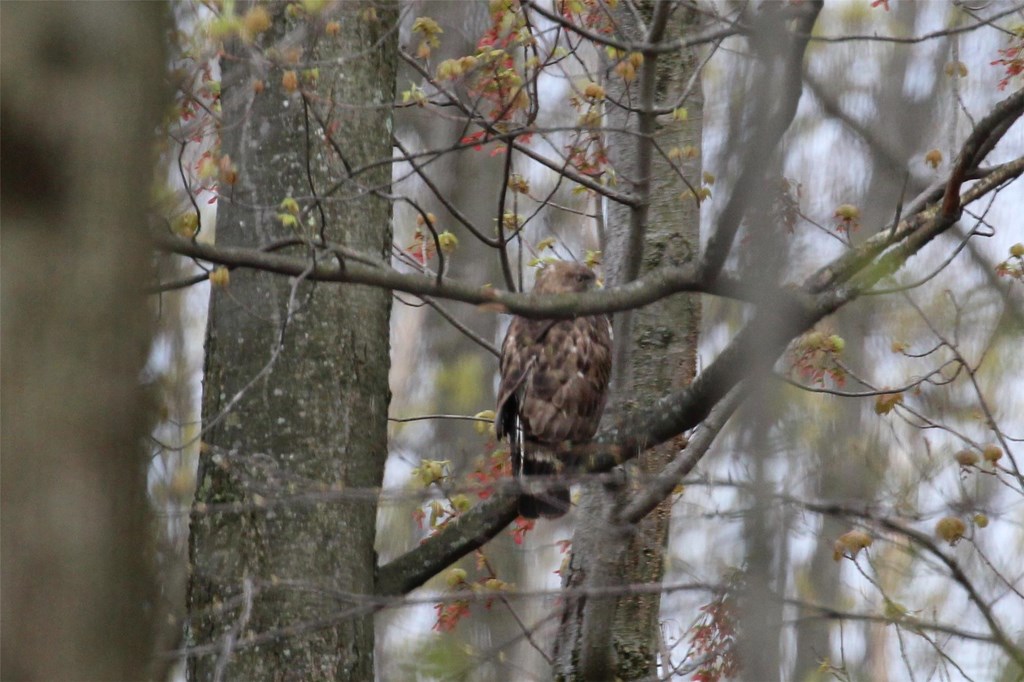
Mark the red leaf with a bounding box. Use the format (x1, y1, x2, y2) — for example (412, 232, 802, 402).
(433, 600, 471, 632)
(510, 517, 535, 545)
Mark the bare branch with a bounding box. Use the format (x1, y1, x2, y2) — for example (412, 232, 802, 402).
(807, 3, 1024, 44)
(152, 231, 755, 317)
(618, 384, 745, 524)
(697, 0, 823, 283)
(375, 495, 519, 597)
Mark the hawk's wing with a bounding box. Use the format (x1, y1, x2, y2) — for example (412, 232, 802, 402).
(495, 313, 612, 518)
(496, 315, 612, 446)
(497, 320, 547, 430)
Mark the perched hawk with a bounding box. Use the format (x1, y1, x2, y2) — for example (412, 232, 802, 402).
(495, 261, 613, 518)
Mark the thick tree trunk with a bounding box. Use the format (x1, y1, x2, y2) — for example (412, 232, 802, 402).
(187, 3, 397, 680)
(554, 3, 702, 679)
(0, 3, 167, 680)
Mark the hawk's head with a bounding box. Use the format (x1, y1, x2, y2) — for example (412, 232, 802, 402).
(533, 261, 599, 294)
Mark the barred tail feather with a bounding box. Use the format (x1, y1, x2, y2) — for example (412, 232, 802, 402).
(503, 411, 571, 518)
(519, 485, 570, 519)
(518, 452, 570, 519)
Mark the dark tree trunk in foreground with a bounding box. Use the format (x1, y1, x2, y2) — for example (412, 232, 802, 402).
(187, 3, 397, 679)
(1, 3, 167, 679)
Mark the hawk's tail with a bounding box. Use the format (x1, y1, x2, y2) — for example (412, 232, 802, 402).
(519, 457, 570, 519)
(505, 415, 571, 518)
(519, 486, 571, 519)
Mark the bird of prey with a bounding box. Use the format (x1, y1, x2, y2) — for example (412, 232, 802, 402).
(495, 261, 612, 518)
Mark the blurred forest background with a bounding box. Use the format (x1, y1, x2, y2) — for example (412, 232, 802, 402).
(3, 1, 1023, 681)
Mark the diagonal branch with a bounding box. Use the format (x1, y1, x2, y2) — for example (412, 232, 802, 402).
(375, 495, 519, 597)
(697, 0, 823, 283)
(807, 86, 1024, 294)
(617, 384, 745, 524)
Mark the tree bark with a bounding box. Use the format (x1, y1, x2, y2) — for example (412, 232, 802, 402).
(187, 3, 397, 680)
(554, 3, 702, 679)
(0, 3, 167, 679)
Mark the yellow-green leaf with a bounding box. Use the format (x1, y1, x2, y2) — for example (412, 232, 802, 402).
(438, 230, 459, 254)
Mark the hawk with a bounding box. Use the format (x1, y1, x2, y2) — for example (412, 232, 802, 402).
(495, 261, 613, 518)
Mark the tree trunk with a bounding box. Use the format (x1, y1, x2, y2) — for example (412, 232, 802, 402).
(0, 3, 167, 679)
(187, 3, 397, 680)
(554, 3, 702, 679)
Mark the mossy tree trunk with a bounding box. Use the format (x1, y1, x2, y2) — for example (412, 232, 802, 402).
(187, 3, 397, 680)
